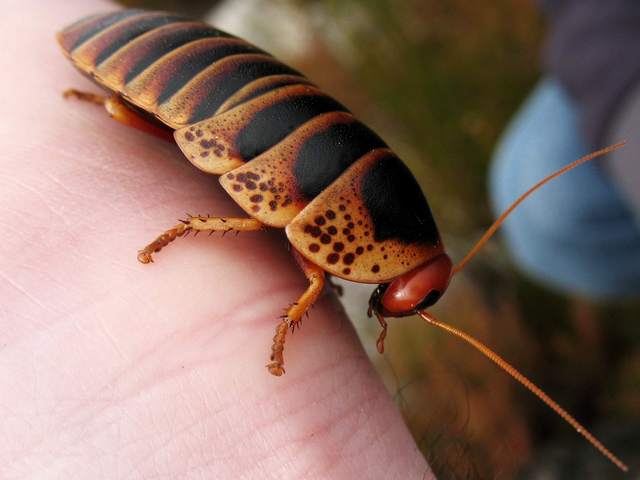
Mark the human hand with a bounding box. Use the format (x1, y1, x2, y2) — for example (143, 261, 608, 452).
(0, 1, 434, 478)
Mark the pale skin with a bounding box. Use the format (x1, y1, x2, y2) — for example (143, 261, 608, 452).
(0, 1, 435, 478)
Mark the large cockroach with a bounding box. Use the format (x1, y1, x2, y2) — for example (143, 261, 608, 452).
(57, 9, 628, 472)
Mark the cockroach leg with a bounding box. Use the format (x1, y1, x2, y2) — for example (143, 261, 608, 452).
(137, 215, 264, 264)
(373, 311, 388, 354)
(267, 321, 288, 376)
(266, 249, 325, 376)
(63, 89, 173, 141)
(63, 88, 106, 105)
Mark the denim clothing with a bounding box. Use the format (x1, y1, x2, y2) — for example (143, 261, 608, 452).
(489, 79, 640, 298)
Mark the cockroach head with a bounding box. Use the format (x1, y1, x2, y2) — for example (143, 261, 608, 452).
(369, 253, 453, 318)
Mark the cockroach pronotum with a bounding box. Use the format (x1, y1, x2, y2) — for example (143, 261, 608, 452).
(57, 9, 629, 472)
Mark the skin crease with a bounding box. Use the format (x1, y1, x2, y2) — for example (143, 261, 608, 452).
(0, 1, 435, 479)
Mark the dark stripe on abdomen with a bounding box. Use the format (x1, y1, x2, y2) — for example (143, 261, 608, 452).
(186, 59, 302, 124)
(293, 119, 387, 199)
(123, 24, 231, 84)
(93, 14, 186, 66)
(61, 10, 145, 52)
(156, 42, 266, 104)
(218, 75, 313, 114)
(235, 94, 349, 160)
(361, 153, 439, 245)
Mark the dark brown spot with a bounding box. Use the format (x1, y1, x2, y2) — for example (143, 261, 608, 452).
(345, 214, 352, 221)
(247, 172, 260, 181)
(372, 264, 380, 273)
(184, 131, 194, 142)
(342, 228, 351, 235)
(232, 184, 242, 192)
(237, 173, 247, 182)
(196, 129, 203, 137)
(227, 173, 235, 180)
(314, 216, 326, 226)
(269, 200, 277, 211)
(367, 244, 373, 251)
(327, 226, 337, 235)
(309, 243, 320, 253)
(327, 253, 340, 264)
(250, 194, 263, 203)
(347, 235, 355, 242)
(347, 222, 355, 229)
(310, 226, 322, 238)
(246, 181, 257, 190)
(339, 204, 346, 211)
(343, 253, 355, 265)
(320, 233, 331, 244)
(333, 242, 344, 252)
(356, 246, 364, 255)
(259, 182, 268, 191)
(326, 210, 336, 220)
(200, 151, 209, 157)
(383, 255, 388, 259)
(251, 205, 260, 212)
(342, 268, 351, 275)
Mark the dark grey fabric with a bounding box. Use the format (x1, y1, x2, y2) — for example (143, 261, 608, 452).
(539, 0, 640, 148)
(608, 84, 640, 220)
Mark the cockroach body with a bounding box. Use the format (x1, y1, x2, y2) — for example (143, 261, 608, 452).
(57, 9, 628, 471)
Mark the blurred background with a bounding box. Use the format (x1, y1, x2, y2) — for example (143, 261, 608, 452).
(119, 1, 640, 478)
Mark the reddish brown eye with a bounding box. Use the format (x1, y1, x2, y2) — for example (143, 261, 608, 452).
(381, 253, 452, 314)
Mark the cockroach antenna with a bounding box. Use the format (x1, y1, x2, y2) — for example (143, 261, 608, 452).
(419, 141, 629, 472)
(453, 141, 627, 275)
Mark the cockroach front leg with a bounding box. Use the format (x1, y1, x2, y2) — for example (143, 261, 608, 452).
(267, 249, 325, 376)
(137, 215, 264, 264)
(373, 312, 388, 354)
(63, 89, 174, 141)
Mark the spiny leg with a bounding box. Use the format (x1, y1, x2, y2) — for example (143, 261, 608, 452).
(137, 215, 264, 264)
(63, 89, 173, 141)
(267, 249, 326, 376)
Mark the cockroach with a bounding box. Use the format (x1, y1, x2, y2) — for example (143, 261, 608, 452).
(57, 9, 628, 472)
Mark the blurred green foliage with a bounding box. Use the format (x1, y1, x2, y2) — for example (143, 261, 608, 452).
(117, 0, 218, 18)
(116, 1, 640, 478)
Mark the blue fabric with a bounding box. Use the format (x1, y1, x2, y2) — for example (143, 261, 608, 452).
(489, 78, 640, 298)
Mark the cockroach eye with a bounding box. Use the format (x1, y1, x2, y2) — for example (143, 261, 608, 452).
(381, 253, 453, 315)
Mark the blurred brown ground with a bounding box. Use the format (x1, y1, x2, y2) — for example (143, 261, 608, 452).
(117, 1, 640, 478)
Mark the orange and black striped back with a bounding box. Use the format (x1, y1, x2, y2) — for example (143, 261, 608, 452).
(57, 9, 309, 129)
(58, 9, 443, 282)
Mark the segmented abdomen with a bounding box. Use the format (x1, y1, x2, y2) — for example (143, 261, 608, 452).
(57, 9, 309, 129)
(58, 9, 442, 282)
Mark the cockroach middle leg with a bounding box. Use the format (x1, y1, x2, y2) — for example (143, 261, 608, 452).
(267, 249, 325, 376)
(63, 89, 173, 141)
(137, 215, 264, 264)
